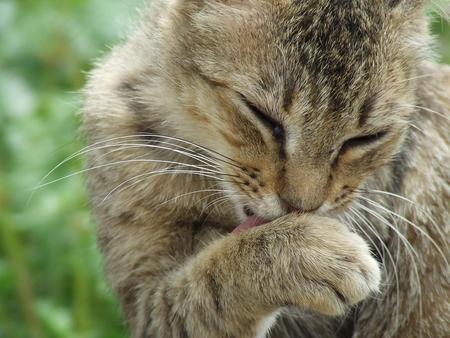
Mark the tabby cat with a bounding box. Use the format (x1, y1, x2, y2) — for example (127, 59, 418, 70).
(83, 0, 449, 337)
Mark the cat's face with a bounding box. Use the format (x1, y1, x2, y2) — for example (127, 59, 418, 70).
(164, 0, 427, 221)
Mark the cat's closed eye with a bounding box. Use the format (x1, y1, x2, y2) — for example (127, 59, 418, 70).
(241, 94, 285, 142)
(340, 130, 389, 153)
(332, 130, 390, 166)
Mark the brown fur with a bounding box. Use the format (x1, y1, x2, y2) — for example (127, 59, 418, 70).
(83, 1, 449, 337)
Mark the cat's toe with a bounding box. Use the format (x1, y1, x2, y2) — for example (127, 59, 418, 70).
(336, 234, 382, 306)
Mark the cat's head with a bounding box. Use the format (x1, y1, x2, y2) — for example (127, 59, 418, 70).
(152, 0, 429, 221)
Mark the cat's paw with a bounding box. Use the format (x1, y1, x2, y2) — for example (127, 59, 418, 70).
(247, 215, 381, 316)
(231, 214, 381, 316)
(296, 217, 381, 315)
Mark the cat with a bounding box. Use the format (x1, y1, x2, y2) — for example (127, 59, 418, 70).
(82, 0, 449, 337)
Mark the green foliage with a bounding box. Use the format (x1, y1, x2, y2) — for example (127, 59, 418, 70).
(0, 1, 141, 337)
(0, 1, 448, 337)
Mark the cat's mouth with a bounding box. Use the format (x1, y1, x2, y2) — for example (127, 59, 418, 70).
(232, 203, 325, 234)
(232, 215, 267, 234)
(232, 206, 268, 234)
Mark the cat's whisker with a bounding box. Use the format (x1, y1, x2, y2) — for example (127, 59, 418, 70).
(35, 134, 153, 188)
(357, 188, 448, 252)
(151, 142, 227, 168)
(203, 194, 241, 217)
(102, 168, 226, 203)
(85, 142, 223, 170)
(32, 158, 231, 191)
(346, 210, 386, 276)
(349, 207, 401, 331)
(358, 194, 444, 335)
(354, 201, 419, 259)
(202, 198, 240, 227)
(204, 195, 232, 212)
(401, 104, 450, 121)
(358, 195, 449, 266)
(35, 133, 238, 194)
(138, 132, 246, 169)
(195, 191, 229, 207)
(345, 210, 388, 276)
(134, 137, 235, 168)
(211, 198, 237, 214)
(194, 181, 238, 206)
(408, 123, 424, 133)
(342, 212, 385, 302)
(206, 178, 240, 185)
(96, 140, 222, 170)
(390, 73, 433, 85)
(430, 0, 449, 21)
(90, 132, 242, 169)
(151, 189, 233, 211)
(354, 201, 423, 336)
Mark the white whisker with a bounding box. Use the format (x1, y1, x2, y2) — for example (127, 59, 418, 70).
(401, 104, 449, 121)
(358, 195, 448, 266)
(151, 189, 234, 211)
(35, 133, 243, 193)
(354, 201, 423, 336)
(95, 141, 221, 170)
(77, 141, 222, 170)
(102, 169, 225, 202)
(350, 207, 400, 331)
(408, 123, 424, 134)
(32, 159, 226, 191)
(392, 74, 433, 85)
(359, 189, 447, 251)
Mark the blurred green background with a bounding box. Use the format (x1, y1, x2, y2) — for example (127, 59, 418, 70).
(0, 1, 449, 338)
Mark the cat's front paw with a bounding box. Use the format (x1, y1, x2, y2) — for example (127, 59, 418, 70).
(247, 215, 381, 316)
(296, 217, 381, 315)
(231, 215, 381, 317)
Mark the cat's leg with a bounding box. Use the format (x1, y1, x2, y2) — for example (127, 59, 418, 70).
(101, 214, 380, 338)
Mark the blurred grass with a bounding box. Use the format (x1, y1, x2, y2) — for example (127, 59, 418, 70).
(0, 1, 449, 338)
(0, 1, 141, 337)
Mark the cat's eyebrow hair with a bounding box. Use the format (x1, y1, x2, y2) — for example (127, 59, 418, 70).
(358, 94, 377, 127)
(118, 79, 148, 119)
(283, 80, 297, 112)
(241, 94, 279, 128)
(195, 69, 230, 89)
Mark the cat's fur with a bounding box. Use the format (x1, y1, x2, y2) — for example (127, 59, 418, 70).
(83, 0, 449, 337)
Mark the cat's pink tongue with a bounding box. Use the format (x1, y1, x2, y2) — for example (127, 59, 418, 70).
(232, 216, 267, 234)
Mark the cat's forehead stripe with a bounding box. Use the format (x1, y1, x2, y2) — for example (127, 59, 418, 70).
(358, 95, 377, 128)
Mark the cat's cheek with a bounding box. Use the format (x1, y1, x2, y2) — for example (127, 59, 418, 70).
(324, 167, 369, 212)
